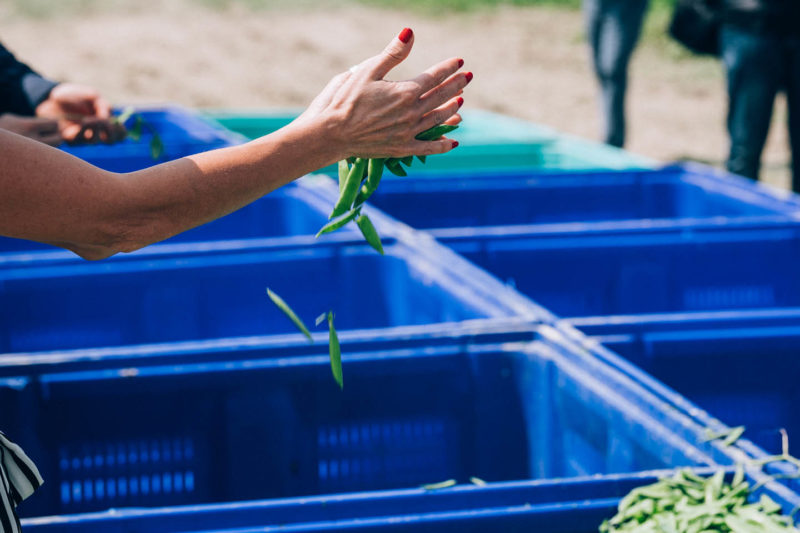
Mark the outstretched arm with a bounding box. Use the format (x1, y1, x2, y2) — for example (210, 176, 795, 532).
(0, 29, 471, 260)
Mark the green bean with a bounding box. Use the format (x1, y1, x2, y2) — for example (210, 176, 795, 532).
(356, 214, 383, 255)
(330, 157, 367, 219)
(266, 288, 312, 342)
(316, 207, 361, 238)
(415, 123, 458, 141)
(327, 311, 343, 390)
(354, 158, 385, 207)
(421, 479, 457, 491)
(338, 159, 350, 194)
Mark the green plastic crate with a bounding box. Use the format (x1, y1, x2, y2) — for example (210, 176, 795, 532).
(202, 108, 654, 173)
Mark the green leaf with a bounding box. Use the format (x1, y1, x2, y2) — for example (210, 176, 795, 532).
(266, 288, 312, 342)
(316, 207, 361, 238)
(400, 156, 413, 166)
(416, 155, 427, 164)
(356, 214, 384, 255)
(421, 479, 456, 491)
(327, 311, 343, 390)
(384, 158, 407, 177)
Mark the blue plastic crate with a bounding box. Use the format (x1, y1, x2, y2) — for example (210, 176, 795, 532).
(22, 468, 800, 532)
(0, 217, 544, 353)
(61, 105, 246, 172)
(3, 326, 744, 518)
(434, 221, 800, 319)
(564, 309, 800, 457)
(361, 163, 800, 231)
(0, 179, 348, 253)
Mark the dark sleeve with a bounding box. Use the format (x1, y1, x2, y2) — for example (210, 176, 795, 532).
(0, 41, 59, 116)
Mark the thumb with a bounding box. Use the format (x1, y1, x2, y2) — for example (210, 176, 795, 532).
(366, 28, 414, 80)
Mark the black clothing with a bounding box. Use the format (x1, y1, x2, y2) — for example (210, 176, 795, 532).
(0, 42, 58, 116)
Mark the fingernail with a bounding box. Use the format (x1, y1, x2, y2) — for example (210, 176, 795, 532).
(457, 97, 464, 108)
(398, 28, 413, 43)
(451, 141, 459, 149)
(465, 72, 473, 83)
(457, 58, 464, 68)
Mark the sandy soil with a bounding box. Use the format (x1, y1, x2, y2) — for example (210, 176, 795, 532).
(1, 1, 792, 187)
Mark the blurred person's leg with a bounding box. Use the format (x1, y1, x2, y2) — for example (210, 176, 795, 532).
(787, 36, 800, 192)
(722, 25, 782, 182)
(583, 0, 648, 148)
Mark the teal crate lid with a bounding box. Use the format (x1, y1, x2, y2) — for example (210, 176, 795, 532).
(202, 108, 654, 172)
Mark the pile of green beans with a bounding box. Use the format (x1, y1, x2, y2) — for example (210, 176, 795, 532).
(316, 123, 459, 254)
(601, 467, 799, 532)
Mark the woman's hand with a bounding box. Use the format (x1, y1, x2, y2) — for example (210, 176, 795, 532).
(299, 28, 472, 161)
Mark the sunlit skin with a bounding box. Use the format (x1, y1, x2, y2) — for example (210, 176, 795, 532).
(0, 29, 470, 261)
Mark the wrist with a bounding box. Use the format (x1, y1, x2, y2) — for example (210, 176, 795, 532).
(288, 110, 350, 166)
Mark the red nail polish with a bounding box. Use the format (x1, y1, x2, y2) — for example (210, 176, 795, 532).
(451, 141, 459, 149)
(398, 28, 413, 43)
(457, 59, 464, 68)
(465, 72, 473, 83)
(457, 97, 464, 108)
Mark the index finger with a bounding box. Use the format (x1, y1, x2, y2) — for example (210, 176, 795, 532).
(409, 57, 464, 95)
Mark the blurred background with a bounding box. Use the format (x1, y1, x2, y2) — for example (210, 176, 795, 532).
(0, 0, 792, 187)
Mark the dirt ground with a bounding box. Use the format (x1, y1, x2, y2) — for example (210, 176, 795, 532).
(1, 1, 792, 188)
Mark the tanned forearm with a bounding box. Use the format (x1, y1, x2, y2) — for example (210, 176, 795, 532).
(0, 116, 343, 259)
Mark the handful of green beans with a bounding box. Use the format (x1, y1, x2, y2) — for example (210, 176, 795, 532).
(601, 467, 799, 532)
(267, 124, 459, 389)
(316, 123, 459, 254)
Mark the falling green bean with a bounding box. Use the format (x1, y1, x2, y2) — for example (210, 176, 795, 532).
(356, 214, 383, 255)
(266, 288, 312, 342)
(330, 157, 367, 219)
(421, 479, 457, 491)
(327, 311, 343, 390)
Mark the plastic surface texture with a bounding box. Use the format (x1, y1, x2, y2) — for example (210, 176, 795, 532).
(362, 164, 800, 231)
(4, 328, 740, 518)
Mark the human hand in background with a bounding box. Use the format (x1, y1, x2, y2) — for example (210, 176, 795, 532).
(299, 27, 471, 161)
(35, 83, 126, 145)
(0, 113, 62, 146)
